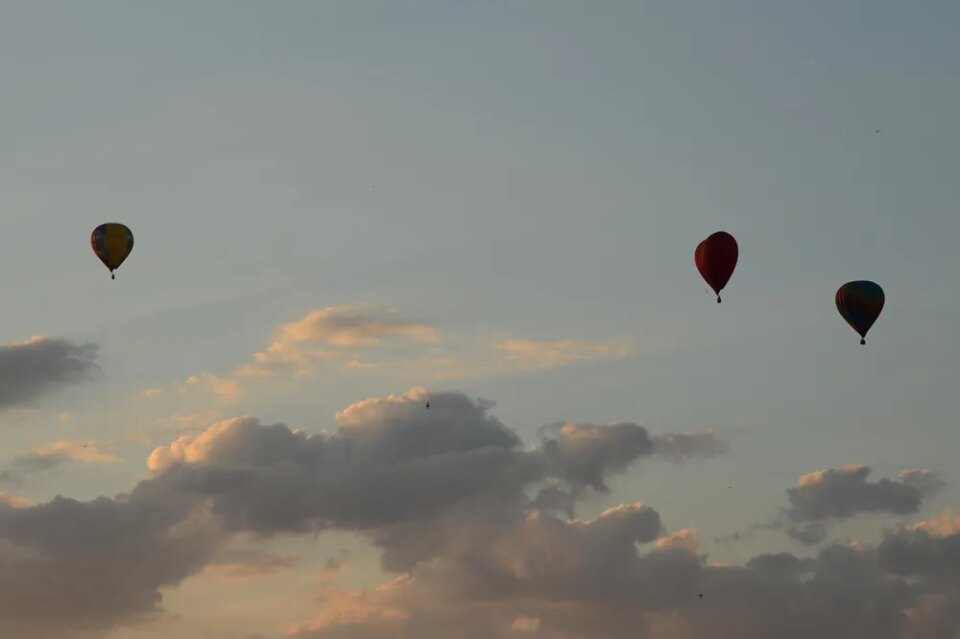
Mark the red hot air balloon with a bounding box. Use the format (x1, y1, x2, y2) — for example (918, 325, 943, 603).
(835, 280, 885, 345)
(695, 231, 738, 303)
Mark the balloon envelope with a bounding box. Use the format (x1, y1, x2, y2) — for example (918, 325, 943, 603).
(695, 231, 738, 302)
(835, 280, 884, 344)
(91, 223, 134, 277)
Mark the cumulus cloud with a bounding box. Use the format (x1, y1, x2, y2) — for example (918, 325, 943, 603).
(0, 388, 725, 637)
(786, 465, 940, 523)
(287, 505, 960, 639)
(145, 391, 708, 539)
(5, 388, 958, 639)
(908, 511, 960, 539)
(288, 510, 960, 639)
(0, 337, 98, 409)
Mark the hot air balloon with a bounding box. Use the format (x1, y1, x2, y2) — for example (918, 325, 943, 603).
(835, 280, 884, 345)
(91, 223, 134, 279)
(695, 231, 738, 303)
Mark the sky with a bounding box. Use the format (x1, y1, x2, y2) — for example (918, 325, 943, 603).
(1, 1, 959, 637)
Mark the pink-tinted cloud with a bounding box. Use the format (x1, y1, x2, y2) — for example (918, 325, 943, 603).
(655, 527, 701, 554)
(497, 339, 636, 371)
(236, 305, 440, 380)
(0, 493, 30, 509)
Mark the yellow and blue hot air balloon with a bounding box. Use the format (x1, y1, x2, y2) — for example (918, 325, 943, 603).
(91, 223, 134, 279)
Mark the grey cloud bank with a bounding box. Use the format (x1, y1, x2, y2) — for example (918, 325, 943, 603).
(0, 338, 98, 409)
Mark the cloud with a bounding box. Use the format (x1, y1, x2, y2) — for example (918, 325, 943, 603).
(235, 305, 440, 379)
(0, 387, 727, 637)
(655, 527, 701, 553)
(145, 391, 724, 544)
(179, 373, 244, 402)
(33, 441, 119, 464)
(149, 308, 645, 407)
(878, 514, 960, 587)
(651, 429, 729, 462)
(0, 455, 60, 483)
(0, 493, 30, 509)
(321, 548, 350, 579)
(0, 486, 221, 637)
(900, 469, 947, 498)
(907, 510, 960, 539)
(288, 508, 960, 639)
(497, 339, 635, 372)
(787, 522, 828, 546)
(510, 615, 542, 632)
(287, 510, 960, 639)
(279, 306, 440, 347)
(0, 337, 98, 409)
(786, 465, 939, 523)
(5, 387, 957, 639)
(0, 441, 118, 483)
(202, 549, 297, 579)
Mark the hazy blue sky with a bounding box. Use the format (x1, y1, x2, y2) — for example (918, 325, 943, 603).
(1, 2, 958, 638)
